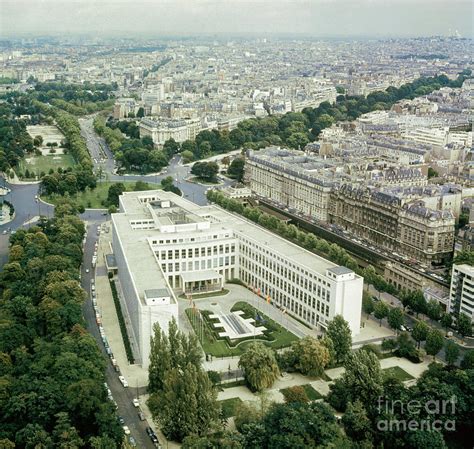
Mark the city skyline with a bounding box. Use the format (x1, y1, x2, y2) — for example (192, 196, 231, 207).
(0, 0, 472, 38)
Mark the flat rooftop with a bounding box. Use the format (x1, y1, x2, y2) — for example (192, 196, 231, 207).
(112, 213, 176, 306)
(114, 190, 344, 278)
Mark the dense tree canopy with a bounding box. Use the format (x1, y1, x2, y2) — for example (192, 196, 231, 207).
(0, 205, 122, 447)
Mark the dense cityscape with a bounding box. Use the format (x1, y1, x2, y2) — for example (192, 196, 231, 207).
(0, 1, 473, 448)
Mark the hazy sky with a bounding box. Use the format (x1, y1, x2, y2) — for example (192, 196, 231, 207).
(0, 0, 472, 38)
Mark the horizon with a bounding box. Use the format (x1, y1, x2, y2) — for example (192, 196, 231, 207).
(0, 0, 472, 39)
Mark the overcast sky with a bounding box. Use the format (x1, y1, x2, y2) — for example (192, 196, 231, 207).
(0, 0, 472, 38)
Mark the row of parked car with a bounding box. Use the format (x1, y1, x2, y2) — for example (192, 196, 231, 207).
(90, 240, 161, 448)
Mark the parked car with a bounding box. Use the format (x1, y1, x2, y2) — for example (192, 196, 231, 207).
(132, 398, 140, 407)
(129, 436, 137, 447)
(118, 416, 125, 425)
(138, 410, 145, 421)
(122, 426, 130, 435)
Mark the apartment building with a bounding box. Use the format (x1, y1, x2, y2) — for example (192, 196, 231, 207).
(245, 147, 334, 222)
(113, 98, 138, 119)
(111, 190, 363, 367)
(448, 264, 474, 322)
(139, 117, 203, 145)
(328, 185, 455, 266)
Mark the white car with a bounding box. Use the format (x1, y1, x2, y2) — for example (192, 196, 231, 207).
(119, 376, 128, 388)
(132, 398, 140, 407)
(85, 268, 90, 273)
(122, 426, 130, 435)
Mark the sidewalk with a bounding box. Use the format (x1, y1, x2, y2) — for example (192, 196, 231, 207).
(95, 225, 149, 387)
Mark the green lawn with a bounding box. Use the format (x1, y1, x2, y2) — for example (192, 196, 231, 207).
(383, 366, 414, 382)
(219, 397, 243, 419)
(280, 384, 323, 401)
(230, 302, 299, 348)
(42, 181, 161, 209)
(19, 154, 76, 179)
(185, 301, 298, 357)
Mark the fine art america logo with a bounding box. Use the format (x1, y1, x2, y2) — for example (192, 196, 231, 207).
(377, 396, 457, 432)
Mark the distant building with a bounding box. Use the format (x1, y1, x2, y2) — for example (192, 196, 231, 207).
(139, 117, 203, 145)
(113, 98, 138, 119)
(329, 185, 455, 267)
(245, 147, 334, 222)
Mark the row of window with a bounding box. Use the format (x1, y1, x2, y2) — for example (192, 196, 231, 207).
(151, 232, 231, 245)
(158, 244, 236, 260)
(239, 237, 331, 289)
(240, 269, 330, 323)
(160, 256, 236, 273)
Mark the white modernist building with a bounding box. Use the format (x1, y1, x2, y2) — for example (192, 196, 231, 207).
(448, 264, 474, 323)
(111, 190, 363, 367)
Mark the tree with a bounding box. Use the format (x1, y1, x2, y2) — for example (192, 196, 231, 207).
(163, 138, 180, 159)
(133, 180, 148, 191)
(160, 176, 181, 195)
(136, 107, 145, 118)
(444, 340, 460, 366)
(341, 400, 372, 443)
(425, 329, 444, 359)
(33, 135, 43, 147)
(261, 402, 348, 448)
(340, 350, 383, 410)
(292, 336, 330, 376)
(440, 313, 453, 334)
(387, 307, 404, 334)
(149, 363, 220, 442)
(362, 292, 374, 318)
(457, 313, 472, 340)
(227, 158, 245, 182)
(281, 385, 309, 404)
(411, 290, 428, 317)
(427, 167, 439, 179)
(426, 299, 442, 321)
(238, 342, 280, 392)
(453, 250, 474, 266)
(373, 301, 389, 326)
(326, 315, 352, 364)
(412, 321, 429, 348)
(461, 350, 474, 369)
(181, 150, 194, 163)
(106, 183, 125, 207)
(404, 430, 447, 449)
(191, 161, 219, 182)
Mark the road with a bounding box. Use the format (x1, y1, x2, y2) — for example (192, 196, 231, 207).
(81, 214, 156, 449)
(79, 117, 234, 206)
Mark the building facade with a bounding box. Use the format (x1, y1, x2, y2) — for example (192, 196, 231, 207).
(111, 190, 364, 367)
(448, 264, 474, 322)
(245, 148, 333, 222)
(328, 185, 455, 267)
(139, 117, 203, 145)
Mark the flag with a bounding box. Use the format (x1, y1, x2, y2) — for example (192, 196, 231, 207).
(266, 295, 271, 304)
